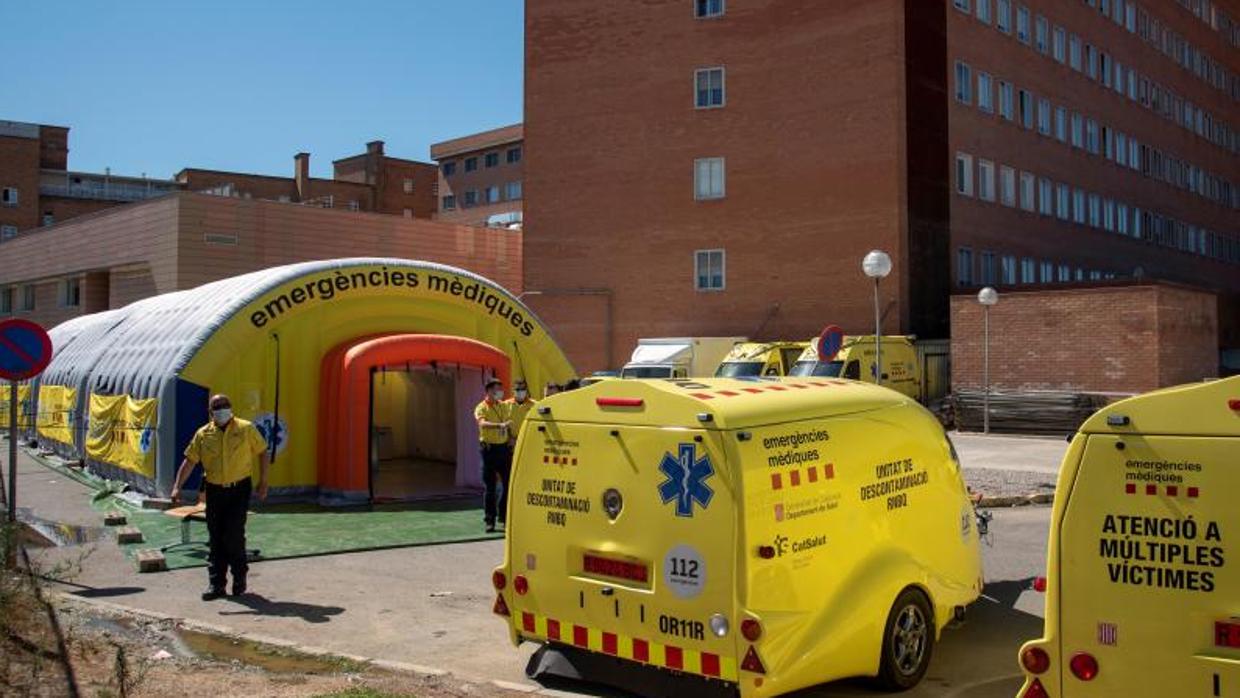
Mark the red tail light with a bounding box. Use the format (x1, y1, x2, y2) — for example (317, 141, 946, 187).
(492, 570, 507, 590)
(1020, 647, 1050, 674)
(1069, 652, 1099, 681)
(1229, 399, 1240, 411)
(514, 575, 529, 596)
(741, 619, 763, 642)
(1021, 678, 1049, 698)
(1032, 576, 1047, 592)
(740, 646, 766, 674)
(757, 545, 776, 559)
(492, 593, 510, 616)
(596, 397, 644, 408)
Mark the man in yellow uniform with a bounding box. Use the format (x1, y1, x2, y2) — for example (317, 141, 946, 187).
(475, 379, 511, 533)
(170, 394, 270, 600)
(505, 380, 537, 449)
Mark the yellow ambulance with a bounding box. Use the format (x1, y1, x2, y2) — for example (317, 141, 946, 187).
(1017, 376, 1240, 698)
(493, 377, 983, 696)
(715, 342, 810, 378)
(789, 335, 920, 400)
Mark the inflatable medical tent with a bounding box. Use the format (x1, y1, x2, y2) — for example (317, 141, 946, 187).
(32, 258, 576, 504)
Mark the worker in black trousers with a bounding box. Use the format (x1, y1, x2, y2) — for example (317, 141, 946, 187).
(170, 394, 271, 600)
(475, 379, 512, 533)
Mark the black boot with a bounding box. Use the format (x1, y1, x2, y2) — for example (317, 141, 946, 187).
(202, 585, 225, 601)
(231, 576, 247, 597)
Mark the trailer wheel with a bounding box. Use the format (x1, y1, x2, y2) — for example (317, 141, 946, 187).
(876, 588, 934, 691)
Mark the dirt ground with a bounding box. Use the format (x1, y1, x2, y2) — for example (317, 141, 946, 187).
(1, 555, 522, 698)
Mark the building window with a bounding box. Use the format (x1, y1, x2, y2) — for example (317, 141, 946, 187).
(506, 147, 522, 164)
(1117, 202, 1129, 235)
(42, 212, 54, 227)
(1071, 112, 1084, 148)
(58, 278, 80, 308)
(1038, 177, 1053, 215)
(978, 159, 996, 202)
(953, 0, 970, 12)
(957, 248, 974, 286)
(403, 208, 413, 218)
(695, 0, 724, 18)
(347, 200, 360, 211)
(976, 0, 990, 24)
(955, 153, 974, 196)
(1103, 199, 1116, 231)
(1000, 165, 1016, 207)
(1052, 26, 1066, 62)
(977, 72, 994, 112)
(1040, 261, 1054, 283)
(0, 187, 17, 207)
(0, 288, 12, 314)
(694, 249, 725, 291)
(1035, 15, 1048, 53)
(442, 195, 456, 210)
(19, 285, 34, 311)
(954, 61, 972, 103)
(321, 195, 334, 209)
(442, 161, 457, 176)
(1088, 194, 1101, 227)
(464, 157, 478, 173)
(998, 81, 1014, 120)
(1019, 89, 1034, 128)
(1021, 257, 1036, 284)
(486, 185, 501, 203)
(463, 190, 478, 207)
(1001, 255, 1017, 285)
(1073, 188, 1087, 224)
(980, 251, 997, 285)
(485, 152, 500, 168)
(695, 67, 725, 108)
(1069, 34, 1082, 71)
(694, 157, 725, 200)
(1, 225, 17, 240)
(1037, 98, 1052, 135)
(1085, 44, 1097, 80)
(505, 181, 522, 200)
(1058, 264, 1071, 282)
(402, 178, 414, 194)
(996, 0, 1011, 32)
(1056, 183, 1070, 220)
(1086, 119, 1099, 154)
(1020, 172, 1036, 211)
(1015, 5, 1030, 43)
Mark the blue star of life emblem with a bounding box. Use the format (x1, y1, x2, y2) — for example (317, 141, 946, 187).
(657, 443, 715, 518)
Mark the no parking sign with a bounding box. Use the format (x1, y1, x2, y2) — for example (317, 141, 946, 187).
(0, 318, 52, 523)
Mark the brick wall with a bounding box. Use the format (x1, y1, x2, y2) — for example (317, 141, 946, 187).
(950, 283, 1217, 395)
(0, 134, 42, 231)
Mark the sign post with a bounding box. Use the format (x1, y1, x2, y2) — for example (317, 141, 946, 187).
(0, 319, 54, 529)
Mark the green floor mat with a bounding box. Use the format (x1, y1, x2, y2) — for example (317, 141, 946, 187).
(94, 495, 502, 571)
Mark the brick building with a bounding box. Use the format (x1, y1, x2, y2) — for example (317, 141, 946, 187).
(430, 124, 523, 227)
(0, 120, 179, 240)
(523, 1, 1240, 374)
(950, 282, 1218, 394)
(0, 192, 521, 329)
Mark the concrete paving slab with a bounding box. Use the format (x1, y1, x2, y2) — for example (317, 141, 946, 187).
(950, 432, 1070, 475)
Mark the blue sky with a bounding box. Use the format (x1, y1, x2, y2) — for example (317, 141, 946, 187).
(3, 1, 523, 179)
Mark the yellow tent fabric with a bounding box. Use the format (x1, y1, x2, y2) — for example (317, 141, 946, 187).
(85, 393, 158, 478)
(36, 384, 77, 445)
(0, 384, 31, 429)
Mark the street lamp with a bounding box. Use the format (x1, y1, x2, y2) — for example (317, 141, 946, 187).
(861, 250, 892, 386)
(977, 287, 999, 434)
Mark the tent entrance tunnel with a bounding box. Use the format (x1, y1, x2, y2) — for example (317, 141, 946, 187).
(319, 334, 511, 503)
(27, 259, 575, 505)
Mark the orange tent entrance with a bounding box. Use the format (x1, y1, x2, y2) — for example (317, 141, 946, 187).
(318, 334, 511, 503)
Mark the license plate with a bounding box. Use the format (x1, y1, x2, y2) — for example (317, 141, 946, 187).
(1216, 621, 1240, 649)
(583, 553, 649, 583)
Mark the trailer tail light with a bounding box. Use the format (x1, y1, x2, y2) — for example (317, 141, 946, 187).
(1032, 576, 1047, 592)
(741, 619, 763, 642)
(1020, 647, 1050, 674)
(1021, 678, 1049, 698)
(1069, 652, 1099, 681)
(740, 646, 766, 674)
(583, 553, 649, 583)
(1217, 621, 1240, 648)
(514, 575, 529, 596)
(492, 570, 507, 590)
(596, 397, 644, 408)
(492, 593, 510, 617)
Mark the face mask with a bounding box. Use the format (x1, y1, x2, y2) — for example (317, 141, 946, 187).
(490, 391, 504, 402)
(515, 390, 528, 401)
(212, 408, 232, 425)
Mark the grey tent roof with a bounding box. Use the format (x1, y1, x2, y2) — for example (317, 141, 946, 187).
(42, 258, 530, 401)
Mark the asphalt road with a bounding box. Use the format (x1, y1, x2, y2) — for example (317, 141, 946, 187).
(12, 443, 1054, 697)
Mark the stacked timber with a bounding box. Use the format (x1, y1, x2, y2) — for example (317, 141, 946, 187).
(952, 389, 1113, 434)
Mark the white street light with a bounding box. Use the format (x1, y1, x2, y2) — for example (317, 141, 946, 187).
(861, 250, 892, 385)
(977, 287, 999, 434)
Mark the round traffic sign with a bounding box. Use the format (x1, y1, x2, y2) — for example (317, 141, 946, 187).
(816, 325, 845, 362)
(0, 318, 53, 381)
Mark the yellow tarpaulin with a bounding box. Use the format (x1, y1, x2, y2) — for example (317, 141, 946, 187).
(0, 383, 32, 429)
(86, 393, 158, 478)
(36, 384, 77, 446)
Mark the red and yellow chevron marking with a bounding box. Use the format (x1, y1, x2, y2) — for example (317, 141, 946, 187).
(518, 611, 738, 682)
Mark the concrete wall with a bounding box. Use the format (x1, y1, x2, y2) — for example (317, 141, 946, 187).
(950, 283, 1218, 394)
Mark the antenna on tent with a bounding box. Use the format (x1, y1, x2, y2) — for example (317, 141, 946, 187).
(269, 333, 281, 466)
(511, 339, 528, 386)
